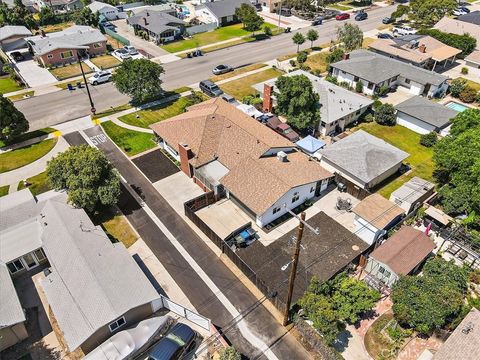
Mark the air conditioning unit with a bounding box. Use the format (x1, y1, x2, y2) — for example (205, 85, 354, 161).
(277, 151, 288, 162)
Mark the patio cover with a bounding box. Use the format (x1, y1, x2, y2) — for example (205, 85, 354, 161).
(296, 135, 326, 155)
(425, 206, 453, 226)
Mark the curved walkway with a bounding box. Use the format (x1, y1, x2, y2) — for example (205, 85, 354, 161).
(0, 136, 69, 194)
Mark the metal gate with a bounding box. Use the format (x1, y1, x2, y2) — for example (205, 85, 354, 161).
(151, 296, 211, 331)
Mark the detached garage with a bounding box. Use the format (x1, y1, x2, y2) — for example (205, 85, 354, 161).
(395, 96, 457, 135)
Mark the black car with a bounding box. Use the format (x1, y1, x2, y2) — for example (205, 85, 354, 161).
(355, 12, 368, 21)
(382, 16, 393, 24)
(377, 33, 394, 39)
(148, 323, 196, 360)
(10, 51, 24, 62)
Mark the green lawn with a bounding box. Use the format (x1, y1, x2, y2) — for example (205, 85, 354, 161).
(210, 63, 267, 82)
(0, 128, 56, 148)
(92, 103, 132, 120)
(7, 91, 34, 102)
(0, 76, 23, 94)
(219, 68, 284, 99)
(17, 171, 52, 196)
(355, 123, 435, 198)
(90, 55, 121, 69)
(101, 121, 156, 156)
(93, 206, 138, 248)
(0, 138, 57, 173)
(49, 63, 93, 80)
(0, 185, 9, 197)
(161, 23, 276, 53)
(305, 52, 329, 73)
(119, 96, 193, 128)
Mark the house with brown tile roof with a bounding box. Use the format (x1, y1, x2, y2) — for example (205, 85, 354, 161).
(364, 226, 435, 287)
(352, 194, 405, 245)
(150, 98, 333, 228)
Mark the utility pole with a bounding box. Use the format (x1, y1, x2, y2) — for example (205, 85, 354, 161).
(77, 51, 96, 115)
(283, 211, 306, 326)
(277, 0, 283, 30)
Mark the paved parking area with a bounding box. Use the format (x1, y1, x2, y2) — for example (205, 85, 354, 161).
(380, 86, 415, 106)
(13, 55, 57, 87)
(132, 149, 179, 183)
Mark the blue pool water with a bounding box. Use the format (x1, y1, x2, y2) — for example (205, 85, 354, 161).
(445, 101, 470, 112)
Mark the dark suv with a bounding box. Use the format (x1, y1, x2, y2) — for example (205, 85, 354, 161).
(148, 323, 197, 360)
(199, 80, 223, 97)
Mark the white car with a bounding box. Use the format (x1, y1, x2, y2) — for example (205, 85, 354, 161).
(453, 8, 468, 16)
(123, 45, 139, 55)
(392, 26, 417, 36)
(88, 71, 112, 85)
(114, 48, 132, 60)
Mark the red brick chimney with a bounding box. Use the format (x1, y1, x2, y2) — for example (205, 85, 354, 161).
(419, 44, 426, 53)
(263, 84, 274, 112)
(178, 143, 193, 177)
(342, 53, 350, 60)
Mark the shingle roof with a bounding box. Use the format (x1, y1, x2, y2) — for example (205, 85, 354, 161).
(390, 176, 435, 204)
(434, 16, 480, 44)
(0, 220, 43, 263)
(466, 50, 480, 65)
(395, 96, 457, 129)
(87, 1, 117, 12)
(26, 25, 106, 55)
(433, 308, 480, 360)
(369, 226, 435, 275)
(202, 0, 250, 19)
(39, 199, 159, 352)
(330, 49, 448, 86)
(319, 130, 409, 184)
(0, 25, 32, 42)
(0, 263, 25, 328)
(352, 194, 405, 229)
(151, 98, 332, 215)
(127, 10, 185, 35)
(253, 69, 373, 125)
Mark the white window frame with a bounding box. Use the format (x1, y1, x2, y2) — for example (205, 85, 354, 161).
(7, 259, 25, 274)
(108, 316, 126, 332)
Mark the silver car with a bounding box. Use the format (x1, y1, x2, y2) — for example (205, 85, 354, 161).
(212, 64, 233, 75)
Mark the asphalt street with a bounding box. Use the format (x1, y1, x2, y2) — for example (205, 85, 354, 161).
(63, 127, 312, 360)
(17, 5, 395, 130)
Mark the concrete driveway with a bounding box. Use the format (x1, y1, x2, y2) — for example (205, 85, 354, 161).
(9, 49, 57, 87)
(112, 20, 169, 57)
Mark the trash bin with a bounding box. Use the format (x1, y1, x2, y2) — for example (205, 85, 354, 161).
(76, 81, 82, 88)
(67, 84, 74, 91)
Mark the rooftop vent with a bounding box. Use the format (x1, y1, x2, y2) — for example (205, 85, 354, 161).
(277, 151, 288, 162)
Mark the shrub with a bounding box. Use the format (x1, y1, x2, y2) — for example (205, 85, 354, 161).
(461, 67, 469, 75)
(263, 25, 272, 37)
(219, 346, 241, 360)
(420, 131, 438, 147)
(325, 75, 337, 84)
(450, 78, 467, 98)
(374, 103, 396, 126)
(355, 81, 363, 93)
(289, 59, 296, 67)
(459, 86, 477, 103)
(372, 99, 383, 110)
(297, 51, 308, 65)
(364, 113, 374, 123)
(377, 84, 390, 97)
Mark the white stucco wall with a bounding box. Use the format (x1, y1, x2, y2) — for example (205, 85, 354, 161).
(396, 112, 436, 135)
(161, 140, 180, 161)
(354, 216, 380, 245)
(99, 7, 119, 20)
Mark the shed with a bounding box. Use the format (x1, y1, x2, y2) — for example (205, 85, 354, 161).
(389, 177, 435, 214)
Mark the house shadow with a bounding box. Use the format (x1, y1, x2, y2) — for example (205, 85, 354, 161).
(132, 253, 167, 298)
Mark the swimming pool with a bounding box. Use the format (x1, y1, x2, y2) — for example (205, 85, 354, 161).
(445, 101, 470, 112)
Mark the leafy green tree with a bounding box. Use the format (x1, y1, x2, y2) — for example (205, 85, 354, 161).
(219, 346, 241, 360)
(292, 32, 305, 53)
(459, 86, 478, 103)
(235, 3, 260, 31)
(433, 119, 480, 216)
(243, 11, 263, 35)
(112, 59, 164, 104)
(39, 7, 57, 26)
(0, 95, 29, 141)
(336, 23, 363, 52)
(275, 75, 320, 130)
(75, 7, 100, 27)
(306, 29, 318, 49)
(326, 47, 345, 65)
(2, 0, 36, 28)
(391, 4, 410, 19)
(392, 258, 468, 335)
(450, 109, 480, 137)
(409, 0, 456, 27)
(420, 131, 438, 147)
(418, 29, 476, 58)
(450, 78, 467, 98)
(47, 145, 121, 212)
(374, 103, 396, 126)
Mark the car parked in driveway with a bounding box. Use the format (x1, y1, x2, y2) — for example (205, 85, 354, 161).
(336, 13, 350, 20)
(88, 70, 112, 85)
(453, 8, 469, 16)
(114, 48, 132, 60)
(147, 323, 197, 360)
(124, 45, 139, 55)
(266, 116, 300, 142)
(392, 25, 416, 36)
(10, 51, 25, 62)
(382, 16, 393, 24)
(212, 64, 233, 75)
(355, 12, 368, 21)
(377, 33, 394, 39)
(199, 79, 223, 97)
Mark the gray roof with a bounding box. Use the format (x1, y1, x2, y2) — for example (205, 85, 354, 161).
(319, 130, 409, 184)
(26, 25, 106, 56)
(0, 263, 25, 328)
(331, 49, 448, 86)
(390, 176, 435, 204)
(458, 11, 480, 26)
(127, 10, 185, 35)
(0, 221, 42, 263)
(253, 69, 373, 125)
(395, 96, 457, 129)
(201, 0, 250, 19)
(433, 308, 480, 360)
(87, 1, 117, 13)
(40, 199, 159, 352)
(0, 26, 32, 42)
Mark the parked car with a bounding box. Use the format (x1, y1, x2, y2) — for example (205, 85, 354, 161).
(199, 80, 223, 97)
(123, 45, 139, 55)
(453, 8, 469, 16)
(10, 51, 24, 62)
(336, 13, 350, 20)
(103, 22, 115, 31)
(88, 70, 112, 85)
(377, 33, 394, 39)
(279, 8, 292, 17)
(266, 116, 300, 142)
(254, 3, 262, 11)
(355, 11, 368, 21)
(382, 16, 393, 24)
(392, 26, 416, 36)
(459, 6, 470, 13)
(212, 64, 233, 75)
(147, 323, 197, 360)
(114, 48, 132, 60)
(312, 17, 323, 26)
(220, 93, 236, 104)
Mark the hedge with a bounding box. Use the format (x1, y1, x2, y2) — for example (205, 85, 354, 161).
(418, 29, 476, 58)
